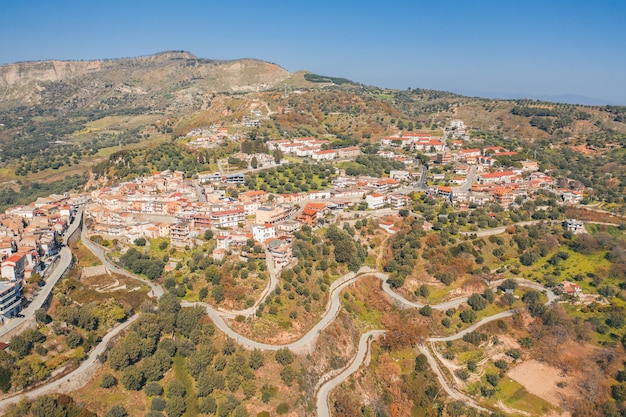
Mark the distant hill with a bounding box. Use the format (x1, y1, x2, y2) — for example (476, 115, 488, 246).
(452, 89, 617, 106)
(0, 51, 625, 202)
(0, 51, 292, 111)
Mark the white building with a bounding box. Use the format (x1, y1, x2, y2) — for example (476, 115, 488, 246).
(252, 224, 276, 243)
(365, 193, 386, 210)
(0, 279, 23, 319)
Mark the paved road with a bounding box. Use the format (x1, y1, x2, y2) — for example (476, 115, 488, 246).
(0, 207, 84, 341)
(0, 314, 139, 409)
(459, 220, 556, 237)
(218, 250, 280, 319)
(417, 343, 489, 413)
(81, 226, 163, 299)
(1, 213, 559, 415)
(182, 269, 365, 354)
(316, 330, 385, 417)
(452, 165, 478, 193)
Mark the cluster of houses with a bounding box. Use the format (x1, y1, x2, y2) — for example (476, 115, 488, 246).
(185, 127, 230, 149)
(267, 137, 361, 161)
(0, 194, 76, 318)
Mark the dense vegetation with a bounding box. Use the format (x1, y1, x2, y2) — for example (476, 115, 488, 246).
(343, 154, 405, 177)
(0, 174, 87, 213)
(303, 73, 355, 85)
(244, 163, 335, 193)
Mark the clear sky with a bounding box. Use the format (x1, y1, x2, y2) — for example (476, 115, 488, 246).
(2, 0, 626, 104)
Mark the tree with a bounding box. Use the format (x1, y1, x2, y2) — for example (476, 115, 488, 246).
(419, 305, 432, 317)
(249, 349, 264, 370)
(8, 335, 30, 359)
(66, 331, 83, 349)
(158, 293, 181, 314)
(275, 348, 294, 365)
(250, 156, 258, 169)
(134, 237, 147, 246)
(121, 366, 144, 390)
(164, 396, 186, 417)
(100, 373, 118, 388)
(501, 278, 518, 291)
(273, 149, 283, 164)
(414, 354, 428, 372)
(30, 396, 58, 417)
(0, 367, 11, 392)
(280, 365, 297, 386)
(459, 309, 477, 323)
(107, 345, 131, 371)
(35, 308, 50, 324)
(467, 293, 487, 311)
(151, 397, 166, 411)
(167, 379, 186, 398)
(198, 396, 217, 414)
(105, 405, 128, 417)
(212, 285, 224, 303)
(145, 382, 164, 396)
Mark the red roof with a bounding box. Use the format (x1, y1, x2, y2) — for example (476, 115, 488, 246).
(403, 133, 432, 137)
(480, 171, 516, 179)
(438, 186, 453, 192)
(3, 254, 23, 263)
(211, 208, 244, 216)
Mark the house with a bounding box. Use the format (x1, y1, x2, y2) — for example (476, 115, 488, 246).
(0, 279, 23, 318)
(563, 219, 584, 233)
(413, 140, 446, 152)
(170, 220, 192, 247)
(520, 160, 539, 172)
(312, 149, 337, 161)
(210, 207, 245, 228)
(335, 146, 361, 159)
(559, 190, 584, 204)
(559, 281, 582, 297)
(225, 173, 245, 184)
(389, 170, 411, 181)
(365, 193, 385, 210)
(276, 220, 301, 234)
(267, 239, 292, 268)
(449, 119, 466, 130)
(255, 205, 293, 225)
(296, 207, 317, 225)
(252, 224, 276, 243)
(1, 253, 26, 281)
(477, 171, 518, 185)
(437, 186, 453, 201)
(493, 187, 515, 207)
(309, 191, 332, 200)
(437, 152, 452, 164)
(388, 194, 411, 209)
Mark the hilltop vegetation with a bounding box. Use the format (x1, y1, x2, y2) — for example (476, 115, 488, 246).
(1, 52, 626, 210)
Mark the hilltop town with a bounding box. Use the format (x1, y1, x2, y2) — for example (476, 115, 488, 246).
(0, 53, 625, 417)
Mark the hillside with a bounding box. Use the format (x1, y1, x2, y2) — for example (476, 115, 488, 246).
(0, 51, 625, 209)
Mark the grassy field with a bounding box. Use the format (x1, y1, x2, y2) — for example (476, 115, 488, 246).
(497, 377, 556, 416)
(86, 114, 163, 131)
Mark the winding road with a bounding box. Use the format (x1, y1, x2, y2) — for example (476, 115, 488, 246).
(0, 207, 84, 340)
(0, 211, 559, 416)
(316, 330, 386, 417)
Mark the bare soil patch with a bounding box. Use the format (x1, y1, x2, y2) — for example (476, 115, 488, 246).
(508, 359, 574, 411)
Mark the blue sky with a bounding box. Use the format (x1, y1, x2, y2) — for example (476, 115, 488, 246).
(2, 0, 626, 104)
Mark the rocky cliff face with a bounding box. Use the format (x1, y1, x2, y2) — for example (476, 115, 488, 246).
(0, 51, 291, 109)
